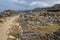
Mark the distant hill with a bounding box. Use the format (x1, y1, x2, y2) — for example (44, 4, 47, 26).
(51, 4, 60, 9)
(32, 4, 60, 12)
(14, 4, 60, 12)
(1, 4, 60, 13)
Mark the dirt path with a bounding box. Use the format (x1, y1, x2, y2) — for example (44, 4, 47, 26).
(0, 15, 19, 40)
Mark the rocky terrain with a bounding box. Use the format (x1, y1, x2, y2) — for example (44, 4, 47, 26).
(0, 4, 60, 40)
(18, 11, 60, 40)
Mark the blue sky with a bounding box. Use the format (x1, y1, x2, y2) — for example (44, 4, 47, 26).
(0, 0, 60, 11)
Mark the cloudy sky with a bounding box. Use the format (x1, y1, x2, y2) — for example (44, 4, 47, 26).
(0, 0, 60, 11)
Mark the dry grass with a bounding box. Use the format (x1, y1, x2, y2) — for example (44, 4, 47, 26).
(8, 25, 20, 39)
(31, 23, 60, 36)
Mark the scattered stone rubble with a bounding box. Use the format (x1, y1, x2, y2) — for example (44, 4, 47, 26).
(19, 12, 60, 26)
(18, 11, 60, 40)
(19, 33, 41, 40)
(7, 10, 60, 40)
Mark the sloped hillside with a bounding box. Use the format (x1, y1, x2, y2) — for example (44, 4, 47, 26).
(19, 11, 60, 40)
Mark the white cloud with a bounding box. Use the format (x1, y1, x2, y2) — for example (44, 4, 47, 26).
(18, 1, 27, 4)
(10, 0, 50, 7)
(1, 0, 60, 11)
(53, 1, 60, 4)
(30, 1, 50, 7)
(47, 0, 60, 4)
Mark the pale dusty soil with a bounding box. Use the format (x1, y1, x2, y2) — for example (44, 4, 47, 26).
(0, 15, 19, 40)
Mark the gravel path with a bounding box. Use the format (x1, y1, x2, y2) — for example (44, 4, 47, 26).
(0, 15, 19, 40)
